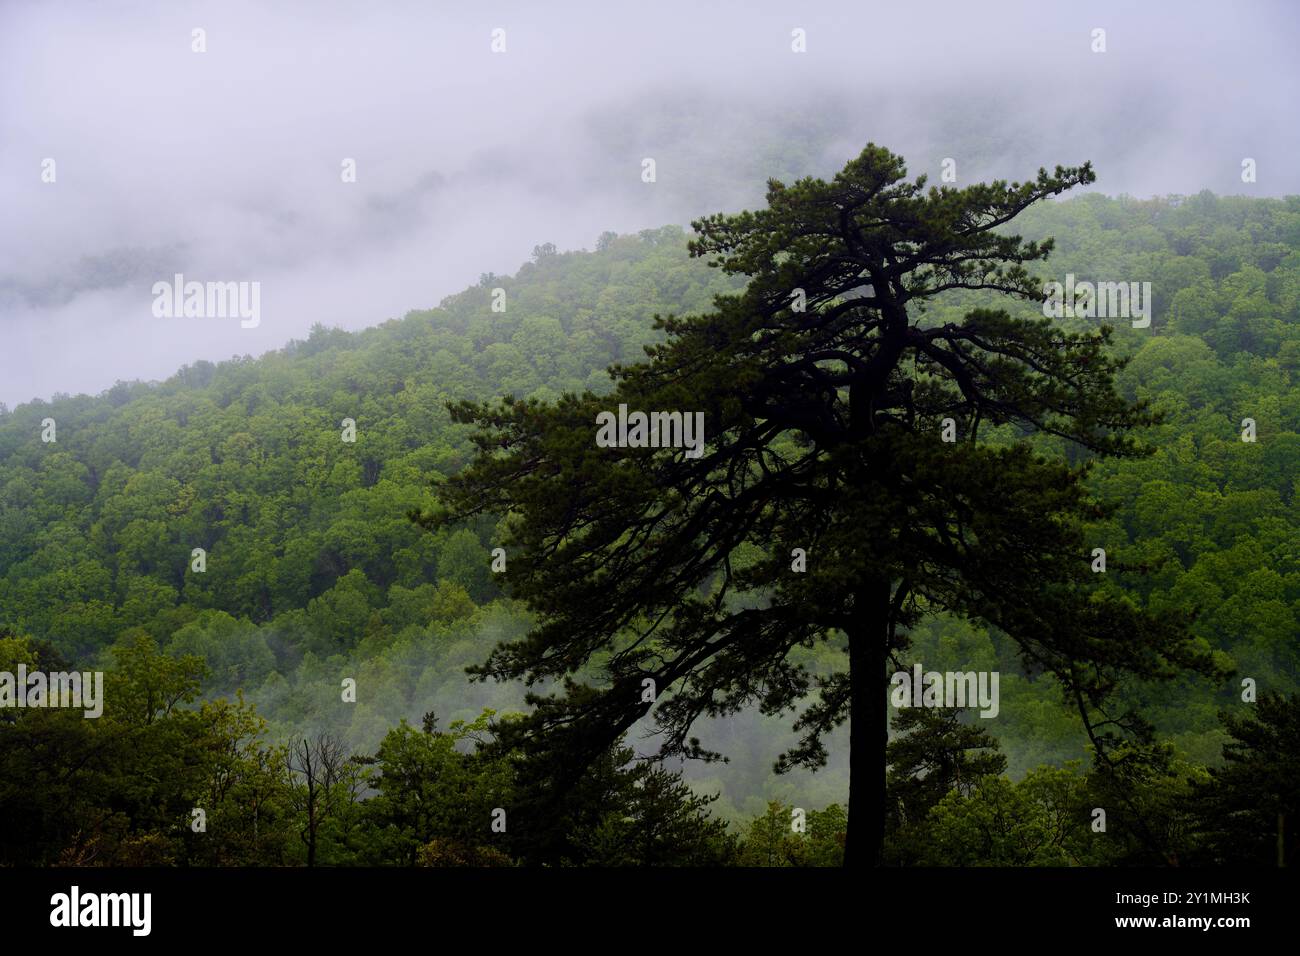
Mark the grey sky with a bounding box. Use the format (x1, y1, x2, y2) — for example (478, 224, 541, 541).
(2, 0, 1297, 408)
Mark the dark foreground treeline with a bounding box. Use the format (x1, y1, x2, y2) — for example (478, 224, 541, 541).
(2, 631, 1294, 867)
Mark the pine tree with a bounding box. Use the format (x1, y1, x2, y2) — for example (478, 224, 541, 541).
(885, 707, 1006, 862)
(422, 144, 1218, 865)
(1193, 693, 1300, 865)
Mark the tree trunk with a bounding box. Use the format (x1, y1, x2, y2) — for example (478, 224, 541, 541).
(845, 580, 892, 867)
(844, 329, 900, 867)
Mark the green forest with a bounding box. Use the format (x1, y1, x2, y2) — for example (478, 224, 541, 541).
(1, 167, 1297, 867)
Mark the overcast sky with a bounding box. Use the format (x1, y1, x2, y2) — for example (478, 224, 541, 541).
(2, 0, 1297, 408)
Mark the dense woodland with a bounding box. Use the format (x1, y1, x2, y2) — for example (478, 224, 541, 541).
(1, 188, 1297, 866)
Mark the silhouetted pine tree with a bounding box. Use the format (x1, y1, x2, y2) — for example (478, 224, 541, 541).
(422, 145, 1219, 866)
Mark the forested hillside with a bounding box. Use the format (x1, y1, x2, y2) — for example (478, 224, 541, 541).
(1, 193, 1297, 865)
